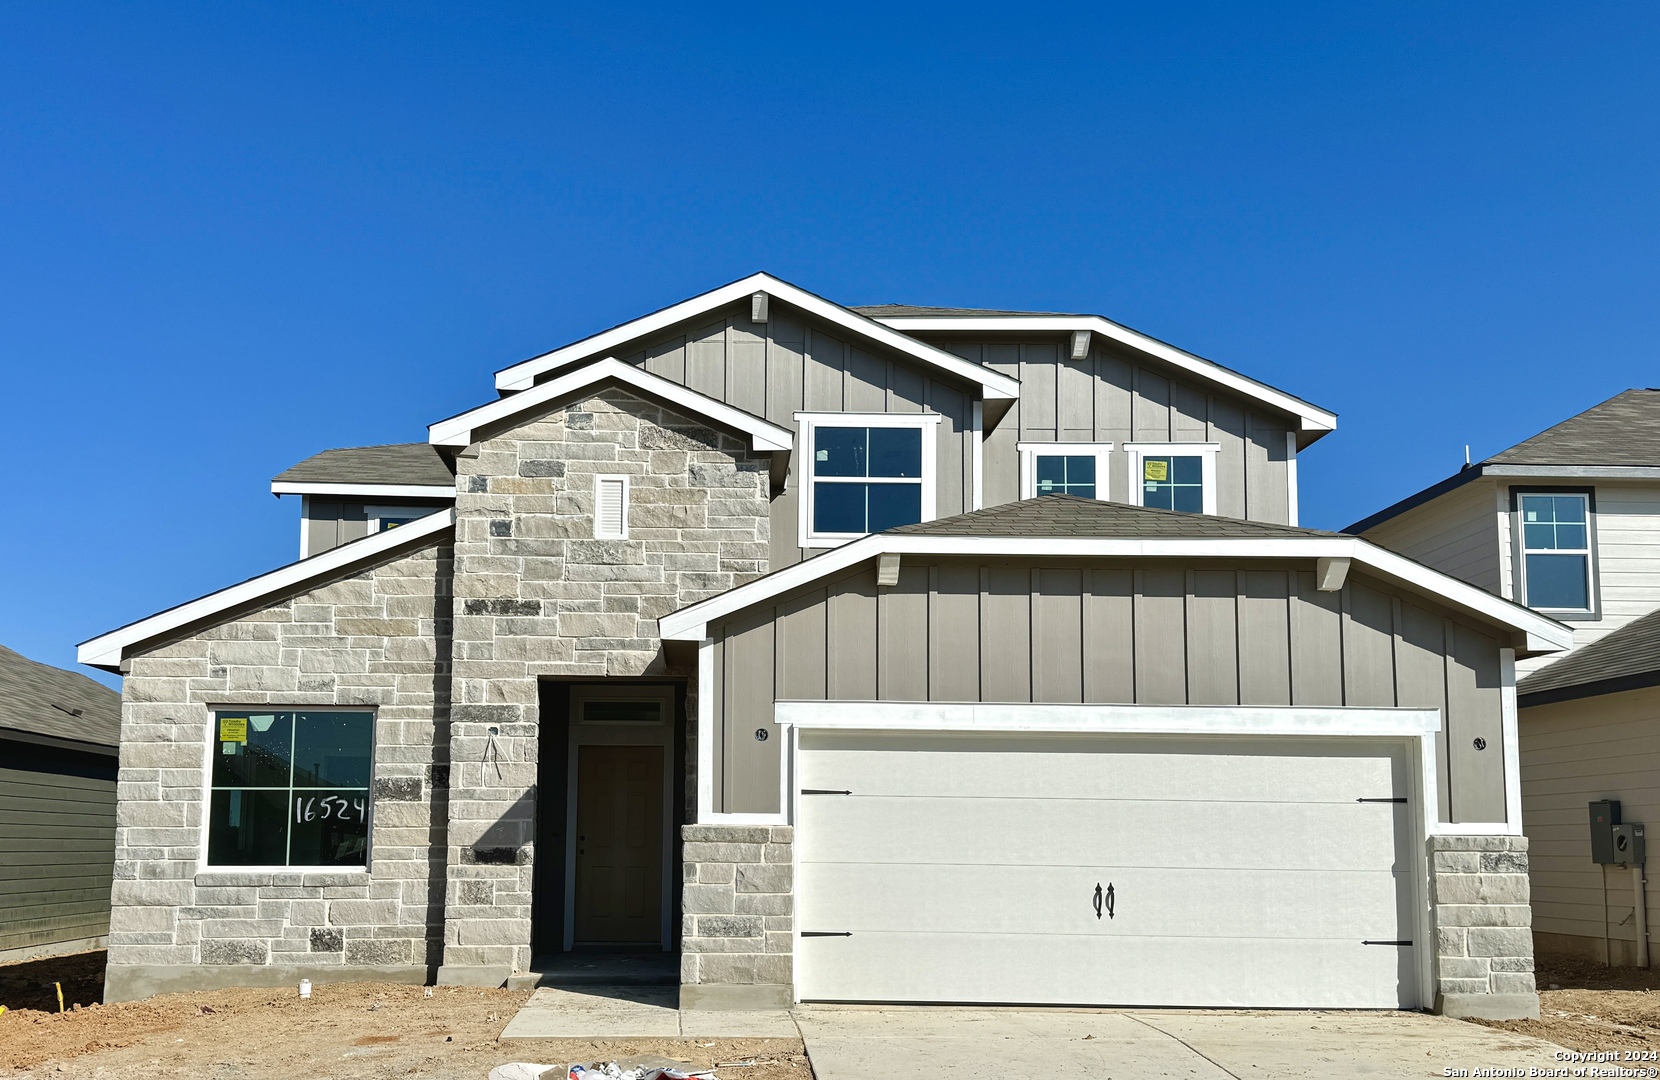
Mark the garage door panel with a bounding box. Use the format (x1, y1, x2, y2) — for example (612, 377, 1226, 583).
(798, 735, 1404, 805)
(796, 862, 1407, 940)
(798, 796, 1407, 871)
(798, 931, 1414, 1009)
(792, 731, 1420, 1009)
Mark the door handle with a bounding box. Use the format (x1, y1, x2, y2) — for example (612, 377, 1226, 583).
(1093, 882, 1115, 920)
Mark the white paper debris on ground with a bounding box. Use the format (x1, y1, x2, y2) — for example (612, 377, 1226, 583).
(489, 1064, 714, 1080)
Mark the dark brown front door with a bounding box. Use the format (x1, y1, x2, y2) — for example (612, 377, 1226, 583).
(573, 744, 664, 944)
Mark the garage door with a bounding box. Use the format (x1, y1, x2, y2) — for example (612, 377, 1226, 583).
(795, 730, 1420, 1008)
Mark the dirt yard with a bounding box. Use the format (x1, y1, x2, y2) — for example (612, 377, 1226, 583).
(0, 951, 808, 1080)
(1470, 953, 1660, 1053)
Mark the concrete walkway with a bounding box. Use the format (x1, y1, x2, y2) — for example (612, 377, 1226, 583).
(499, 988, 1572, 1078)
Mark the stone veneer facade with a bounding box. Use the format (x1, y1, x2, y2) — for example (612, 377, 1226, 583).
(104, 543, 452, 1001)
(1430, 834, 1539, 1019)
(679, 824, 794, 1008)
(433, 386, 771, 984)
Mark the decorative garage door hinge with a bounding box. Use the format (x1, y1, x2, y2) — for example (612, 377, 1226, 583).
(800, 789, 852, 795)
(1356, 797, 1407, 803)
(1362, 940, 1413, 946)
(1093, 882, 1115, 920)
(801, 931, 853, 937)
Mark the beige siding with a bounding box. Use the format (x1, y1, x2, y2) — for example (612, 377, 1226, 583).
(1361, 480, 1502, 594)
(946, 338, 1295, 523)
(712, 560, 1508, 821)
(1521, 686, 1660, 962)
(0, 762, 116, 956)
(615, 301, 975, 569)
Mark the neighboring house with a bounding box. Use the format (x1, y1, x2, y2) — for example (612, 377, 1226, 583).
(0, 644, 121, 960)
(78, 273, 1570, 1019)
(1350, 390, 1660, 968)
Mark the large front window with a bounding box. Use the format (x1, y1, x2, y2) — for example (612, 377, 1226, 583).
(798, 414, 939, 545)
(207, 710, 374, 868)
(1519, 493, 1593, 612)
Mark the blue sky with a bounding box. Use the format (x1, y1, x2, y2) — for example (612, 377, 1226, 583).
(2, 3, 1656, 685)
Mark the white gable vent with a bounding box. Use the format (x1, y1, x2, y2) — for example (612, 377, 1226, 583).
(594, 475, 629, 540)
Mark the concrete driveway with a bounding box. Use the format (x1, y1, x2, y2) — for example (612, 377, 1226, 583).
(792, 1005, 1571, 1080)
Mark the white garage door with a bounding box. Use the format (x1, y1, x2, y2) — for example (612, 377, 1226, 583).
(795, 730, 1420, 1009)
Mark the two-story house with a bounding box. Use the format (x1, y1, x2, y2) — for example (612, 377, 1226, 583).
(1351, 389, 1660, 967)
(78, 273, 1568, 1018)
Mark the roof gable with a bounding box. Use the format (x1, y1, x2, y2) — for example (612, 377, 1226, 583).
(659, 496, 1569, 654)
(492, 273, 1022, 402)
(868, 311, 1336, 442)
(430, 359, 794, 451)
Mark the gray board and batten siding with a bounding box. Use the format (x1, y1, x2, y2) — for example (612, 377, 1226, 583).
(708, 559, 1507, 823)
(932, 337, 1295, 521)
(555, 297, 1302, 569)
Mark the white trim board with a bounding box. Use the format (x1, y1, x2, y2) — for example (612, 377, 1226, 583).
(494, 273, 1022, 402)
(78, 508, 457, 671)
(431, 357, 795, 451)
(873, 313, 1335, 440)
(271, 482, 455, 499)
(657, 529, 1573, 655)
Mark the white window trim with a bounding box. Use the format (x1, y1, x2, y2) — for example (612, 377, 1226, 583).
(1123, 442, 1220, 516)
(197, 707, 378, 874)
(593, 474, 630, 540)
(1514, 491, 1596, 616)
(794, 412, 941, 549)
(1016, 442, 1114, 500)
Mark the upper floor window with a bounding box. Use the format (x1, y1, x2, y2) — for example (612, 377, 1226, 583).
(796, 413, 940, 547)
(366, 505, 425, 533)
(1018, 443, 1113, 500)
(207, 710, 374, 869)
(1517, 492, 1595, 614)
(1124, 443, 1220, 515)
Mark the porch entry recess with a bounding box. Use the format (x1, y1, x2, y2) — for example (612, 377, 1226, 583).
(548, 683, 680, 953)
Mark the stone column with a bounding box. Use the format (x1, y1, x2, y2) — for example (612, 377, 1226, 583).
(1430, 834, 1539, 1019)
(679, 824, 793, 1009)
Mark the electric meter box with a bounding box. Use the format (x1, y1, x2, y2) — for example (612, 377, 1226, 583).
(1613, 822, 1646, 867)
(1591, 800, 1622, 865)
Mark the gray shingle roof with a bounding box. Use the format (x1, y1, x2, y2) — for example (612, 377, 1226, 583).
(888, 494, 1342, 539)
(1489, 389, 1660, 467)
(851, 304, 1074, 317)
(1518, 607, 1660, 703)
(274, 443, 454, 488)
(0, 644, 121, 748)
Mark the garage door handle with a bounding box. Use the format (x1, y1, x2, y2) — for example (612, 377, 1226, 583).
(1094, 882, 1114, 920)
(1357, 797, 1407, 803)
(801, 789, 852, 795)
(801, 931, 852, 937)
(1362, 940, 1413, 946)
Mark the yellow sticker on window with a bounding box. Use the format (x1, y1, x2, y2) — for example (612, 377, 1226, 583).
(219, 717, 248, 744)
(1143, 459, 1169, 482)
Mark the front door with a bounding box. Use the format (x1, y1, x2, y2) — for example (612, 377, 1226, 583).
(573, 743, 665, 944)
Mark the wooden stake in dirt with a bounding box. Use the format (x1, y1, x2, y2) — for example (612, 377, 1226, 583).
(55, 983, 63, 1014)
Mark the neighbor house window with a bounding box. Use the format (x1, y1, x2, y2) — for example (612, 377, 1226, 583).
(207, 710, 374, 869)
(796, 413, 940, 546)
(1124, 443, 1220, 515)
(1517, 492, 1595, 613)
(1018, 443, 1113, 500)
(366, 506, 425, 533)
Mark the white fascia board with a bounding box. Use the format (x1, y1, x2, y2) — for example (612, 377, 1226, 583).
(657, 529, 1572, 651)
(270, 482, 455, 499)
(493, 273, 1022, 402)
(875, 314, 1336, 437)
(431, 358, 793, 451)
(77, 508, 456, 671)
(776, 700, 1441, 738)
